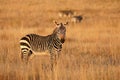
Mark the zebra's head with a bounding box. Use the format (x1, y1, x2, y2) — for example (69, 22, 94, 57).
(53, 21, 68, 43)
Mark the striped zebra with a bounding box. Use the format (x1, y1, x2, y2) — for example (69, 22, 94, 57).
(19, 21, 68, 68)
(58, 10, 75, 17)
(71, 15, 83, 23)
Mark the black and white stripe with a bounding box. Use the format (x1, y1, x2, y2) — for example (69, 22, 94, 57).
(19, 22, 68, 64)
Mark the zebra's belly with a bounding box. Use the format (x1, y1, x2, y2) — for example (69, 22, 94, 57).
(33, 50, 50, 56)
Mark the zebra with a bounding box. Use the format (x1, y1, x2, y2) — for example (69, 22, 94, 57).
(19, 21, 68, 79)
(71, 15, 83, 23)
(58, 10, 75, 17)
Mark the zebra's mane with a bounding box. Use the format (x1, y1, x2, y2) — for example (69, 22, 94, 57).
(52, 27, 58, 34)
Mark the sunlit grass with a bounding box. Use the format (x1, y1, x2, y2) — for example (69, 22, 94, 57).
(0, 0, 120, 80)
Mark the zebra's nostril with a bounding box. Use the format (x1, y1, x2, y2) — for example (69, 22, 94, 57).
(60, 38, 65, 43)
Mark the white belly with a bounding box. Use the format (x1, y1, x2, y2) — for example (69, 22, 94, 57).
(33, 50, 50, 56)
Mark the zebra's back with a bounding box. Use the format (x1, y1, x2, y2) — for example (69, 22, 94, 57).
(20, 34, 51, 53)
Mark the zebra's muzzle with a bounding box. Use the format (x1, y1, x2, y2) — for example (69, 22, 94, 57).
(60, 38, 65, 43)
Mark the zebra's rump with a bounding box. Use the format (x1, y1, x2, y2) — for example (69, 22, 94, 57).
(20, 36, 31, 50)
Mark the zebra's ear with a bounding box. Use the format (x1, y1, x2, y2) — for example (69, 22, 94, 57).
(54, 21, 59, 25)
(64, 22, 68, 25)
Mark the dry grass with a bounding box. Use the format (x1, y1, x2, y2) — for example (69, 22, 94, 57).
(0, 0, 120, 80)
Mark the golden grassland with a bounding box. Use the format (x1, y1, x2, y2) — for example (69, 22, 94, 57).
(0, 0, 120, 80)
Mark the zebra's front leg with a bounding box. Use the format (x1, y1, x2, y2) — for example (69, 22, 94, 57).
(56, 49, 61, 64)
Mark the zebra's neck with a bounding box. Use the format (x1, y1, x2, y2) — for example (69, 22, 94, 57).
(49, 33, 62, 50)
(52, 33, 65, 44)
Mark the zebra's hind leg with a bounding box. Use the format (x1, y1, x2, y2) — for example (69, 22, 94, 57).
(21, 51, 29, 64)
(21, 49, 33, 64)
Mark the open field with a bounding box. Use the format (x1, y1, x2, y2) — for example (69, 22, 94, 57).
(0, 0, 120, 80)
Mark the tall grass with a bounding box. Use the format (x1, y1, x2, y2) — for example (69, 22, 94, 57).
(0, 0, 120, 80)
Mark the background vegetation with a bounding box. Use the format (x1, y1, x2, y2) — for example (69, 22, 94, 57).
(0, 0, 120, 80)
